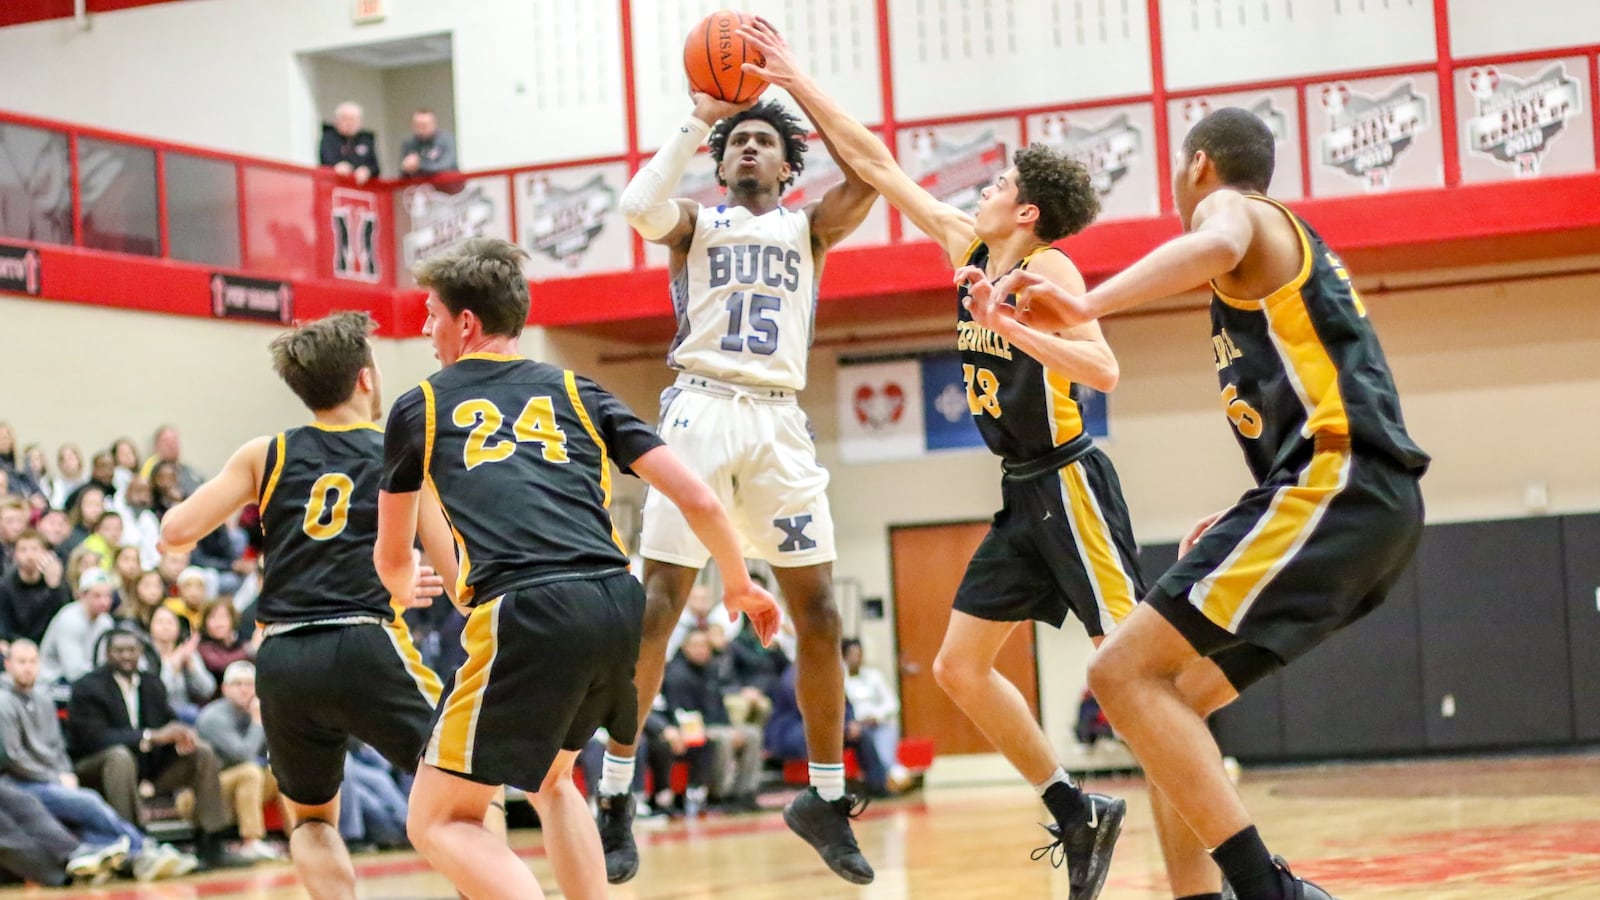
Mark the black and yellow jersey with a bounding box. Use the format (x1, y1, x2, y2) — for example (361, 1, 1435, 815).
(956, 241, 1093, 464)
(1211, 196, 1430, 483)
(380, 353, 664, 606)
(257, 423, 394, 624)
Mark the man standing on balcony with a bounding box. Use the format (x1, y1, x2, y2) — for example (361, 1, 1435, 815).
(319, 102, 379, 186)
(399, 109, 457, 179)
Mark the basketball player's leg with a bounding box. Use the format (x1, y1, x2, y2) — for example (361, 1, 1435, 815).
(772, 562, 846, 768)
(1150, 657, 1242, 899)
(408, 765, 543, 900)
(528, 750, 606, 900)
(933, 612, 1054, 781)
(606, 560, 699, 759)
(283, 796, 356, 900)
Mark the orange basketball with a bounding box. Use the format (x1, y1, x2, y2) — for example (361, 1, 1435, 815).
(683, 10, 768, 104)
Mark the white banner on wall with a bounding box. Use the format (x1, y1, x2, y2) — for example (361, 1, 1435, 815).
(1458, 59, 1592, 182)
(515, 163, 633, 278)
(1168, 89, 1303, 200)
(836, 356, 925, 464)
(1028, 104, 1161, 221)
(398, 178, 512, 276)
(1307, 74, 1444, 196)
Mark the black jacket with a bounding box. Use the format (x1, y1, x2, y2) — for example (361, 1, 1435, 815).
(66, 665, 179, 777)
(0, 569, 69, 644)
(319, 125, 380, 176)
(662, 654, 731, 727)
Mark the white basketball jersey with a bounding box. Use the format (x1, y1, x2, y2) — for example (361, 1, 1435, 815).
(667, 203, 817, 391)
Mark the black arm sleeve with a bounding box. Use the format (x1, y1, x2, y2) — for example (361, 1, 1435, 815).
(575, 377, 665, 475)
(380, 389, 428, 494)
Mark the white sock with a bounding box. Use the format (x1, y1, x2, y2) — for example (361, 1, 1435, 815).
(599, 753, 636, 796)
(1033, 766, 1075, 796)
(810, 762, 846, 801)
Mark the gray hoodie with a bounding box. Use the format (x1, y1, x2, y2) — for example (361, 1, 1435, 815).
(0, 674, 72, 783)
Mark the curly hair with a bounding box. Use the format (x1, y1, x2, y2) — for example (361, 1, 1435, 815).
(708, 100, 809, 192)
(1013, 144, 1101, 242)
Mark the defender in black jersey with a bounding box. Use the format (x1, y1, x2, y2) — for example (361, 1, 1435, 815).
(376, 238, 779, 900)
(982, 108, 1425, 900)
(160, 311, 448, 897)
(752, 25, 1134, 900)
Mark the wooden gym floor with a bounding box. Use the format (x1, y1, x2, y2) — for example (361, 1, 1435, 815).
(8, 753, 1598, 898)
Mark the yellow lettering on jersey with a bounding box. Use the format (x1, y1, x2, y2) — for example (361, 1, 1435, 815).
(962, 364, 1003, 418)
(1212, 329, 1244, 371)
(956, 321, 1013, 361)
(454, 400, 515, 470)
(510, 396, 570, 463)
(302, 472, 354, 541)
(1325, 252, 1368, 317)
(1220, 383, 1264, 439)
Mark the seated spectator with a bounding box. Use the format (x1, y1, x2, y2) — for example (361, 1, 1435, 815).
(0, 778, 128, 887)
(196, 600, 254, 683)
(65, 454, 118, 512)
(0, 530, 69, 653)
(0, 639, 196, 882)
(843, 638, 906, 789)
(155, 548, 189, 598)
(35, 509, 75, 563)
(164, 566, 209, 634)
(765, 665, 889, 799)
(109, 438, 140, 496)
(319, 102, 379, 185)
(663, 627, 763, 810)
(339, 742, 409, 850)
(666, 585, 741, 659)
(0, 497, 26, 570)
(66, 630, 245, 870)
(111, 477, 162, 569)
(1074, 689, 1115, 749)
(111, 546, 143, 607)
(194, 662, 280, 861)
(17, 444, 51, 505)
(47, 444, 88, 512)
(399, 108, 457, 178)
(66, 486, 108, 550)
(139, 426, 202, 499)
(715, 621, 778, 727)
(80, 511, 124, 570)
(38, 569, 116, 685)
(188, 523, 244, 596)
(147, 606, 214, 721)
(118, 571, 168, 635)
(64, 546, 105, 600)
(148, 461, 185, 519)
(0, 424, 19, 491)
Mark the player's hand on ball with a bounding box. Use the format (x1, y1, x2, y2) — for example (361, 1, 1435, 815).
(691, 91, 755, 125)
(737, 17, 799, 88)
(993, 269, 1089, 333)
(725, 582, 782, 647)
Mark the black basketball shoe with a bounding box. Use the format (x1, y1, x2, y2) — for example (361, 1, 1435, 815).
(782, 788, 875, 884)
(596, 793, 639, 884)
(1031, 792, 1126, 900)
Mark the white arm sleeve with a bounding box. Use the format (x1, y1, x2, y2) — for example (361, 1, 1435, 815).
(620, 116, 712, 240)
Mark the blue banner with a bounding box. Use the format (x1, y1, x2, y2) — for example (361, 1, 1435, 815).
(919, 352, 986, 452)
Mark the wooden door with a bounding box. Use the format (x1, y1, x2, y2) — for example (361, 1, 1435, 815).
(890, 521, 1039, 756)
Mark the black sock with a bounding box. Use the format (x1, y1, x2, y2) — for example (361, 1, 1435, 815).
(1042, 780, 1090, 827)
(1210, 826, 1285, 900)
(1175, 894, 1224, 900)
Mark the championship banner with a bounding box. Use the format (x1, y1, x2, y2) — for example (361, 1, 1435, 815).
(0, 242, 41, 296)
(1027, 104, 1160, 221)
(1457, 58, 1593, 183)
(1168, 89, 1302, 199)
(396, 177, 511, 282)
(1307, 75, 1444, 197)
(515, 163, 633, 278)
(897, 119, 1020, 242)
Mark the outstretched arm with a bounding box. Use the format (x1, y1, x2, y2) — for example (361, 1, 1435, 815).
(998, 189, 1257, 332)
(958, 251, 1120, 392)
(160, 437, 269, 552)
(619, 93, 755, 253)
(740, 19, 975, 266)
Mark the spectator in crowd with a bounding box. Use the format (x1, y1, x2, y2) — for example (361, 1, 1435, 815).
(0, 530, 69, 653)
(155, 548, 189, 598)
(66, 629, 245, 870)
(164, 566, 209, 633)
(118, 571, 167, 635)
(111, 547, 142, 606)
(339, 742, 409, 850)
(399, 108, 457, 178)
(67, 486, 108, 549)
(80, 511, 123, 570)
(146, 605, 214, 721)
(0, 639, 195, 882)
(188, 522, 244, 596)
(0, 778, 129, 887)
(842, 638, 906, 790)
(663, 627, 764, 810)
(38, 569, 116, 684)
(17, 445, 50, 507)
(48, 444, 87, 511)
(66, 454, 118, 511)
(63, 547, 105, 606)
(667, 585, 741, 659)
(0, 497, 26, 570)
(35, 509, 74, 562)
(766, 665, 889, 799)
(0, 423, 18, 486)
(140, 427, 202, 499)
(195, 662, 280, 861)
(319, 102, 379, 185)
(196, 600, 253, 685)
(148, 462, 185, 519)
(719, 618, 784, 727)
(111, 477, 162, 569)
(109, 438, 139, 496)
